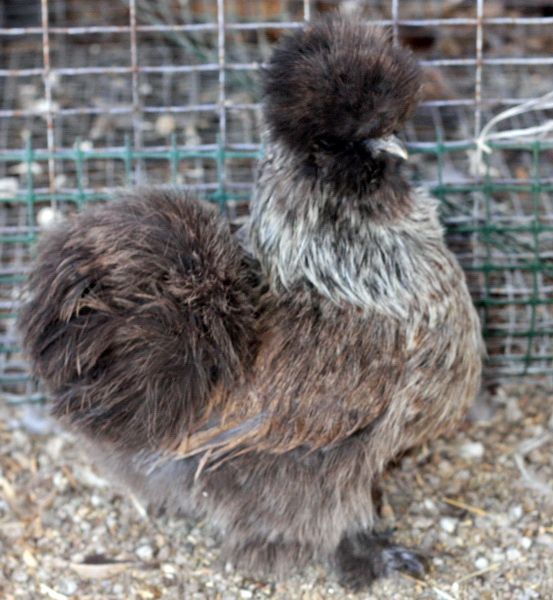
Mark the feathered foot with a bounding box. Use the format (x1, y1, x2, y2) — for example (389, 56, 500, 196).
(223, 537, 311, 579)
(335, 530, 428, 590)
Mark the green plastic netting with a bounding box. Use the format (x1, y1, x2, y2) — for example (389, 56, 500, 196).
(1, 0, 552, 403)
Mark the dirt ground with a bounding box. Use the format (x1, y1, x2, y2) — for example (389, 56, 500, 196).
(0, 383, 552, 600)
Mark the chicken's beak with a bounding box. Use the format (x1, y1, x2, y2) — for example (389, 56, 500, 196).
(365, 135, 409, 161)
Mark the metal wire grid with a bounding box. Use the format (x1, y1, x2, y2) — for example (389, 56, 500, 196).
(1, 0, 552, 401)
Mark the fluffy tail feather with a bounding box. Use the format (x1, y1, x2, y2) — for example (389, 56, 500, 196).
(18, 188, 258, 451)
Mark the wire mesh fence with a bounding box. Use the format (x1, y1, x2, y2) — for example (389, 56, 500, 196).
(1, 0, 553, 402)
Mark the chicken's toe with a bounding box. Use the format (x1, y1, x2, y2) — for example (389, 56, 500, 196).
(335, 530, 428, 590)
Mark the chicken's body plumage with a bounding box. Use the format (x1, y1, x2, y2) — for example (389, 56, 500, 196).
(20, 17, 483, 589)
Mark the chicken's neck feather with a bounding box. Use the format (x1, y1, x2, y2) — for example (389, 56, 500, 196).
(249, 141, 450, 319)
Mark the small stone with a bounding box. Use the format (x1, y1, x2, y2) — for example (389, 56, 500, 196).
(158, 546, 171, 561)
(505, 398, 523, 422)
(10, 161, 42, 176)
(136, 545, 154, 561)
(37, 206, 64, 229)
(440, 517, 458, 534)
(22, 549, 38, 568)
(509, 505, 523, 521)
(75, 139, 93, 152)
(380, 501, 395, 520)
(423, 499, 437, 512)
(162, 563, 177, 576)
(523, 498, 536, 514)
(155, 114, 176, 136)
(536, 534, 553, 548)
(60, 579, 78, 595)
(468, 397, 495, 421)
(0, 177, 18, 199)
(90, 494, 102, 507)
(455, 469, 471, 481)
(55, 174, 67, 188)
(140, 82, 153, 95)
(413, 517, 434, 530)
(525, 424, 544, 437)
(519, 537, 532, 550)
(475, 556, 489, 570)
(506, 547, 521, 561)
(12, 570, 28, 583)
(240, 591, 253, 599)
(459, 441, 485, 459)
(224, 561, 234, 573)
(54, 473, 70, 494)
(438, 459, 453, 473)
(494, 513, 509, 528)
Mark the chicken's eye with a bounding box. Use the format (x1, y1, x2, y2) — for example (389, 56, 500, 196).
(317, 137, 354, 153)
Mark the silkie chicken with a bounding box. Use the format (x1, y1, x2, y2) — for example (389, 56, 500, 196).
(19, 17, 483, 589)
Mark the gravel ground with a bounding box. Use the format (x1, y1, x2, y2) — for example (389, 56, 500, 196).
(1, 383, 552, 600)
